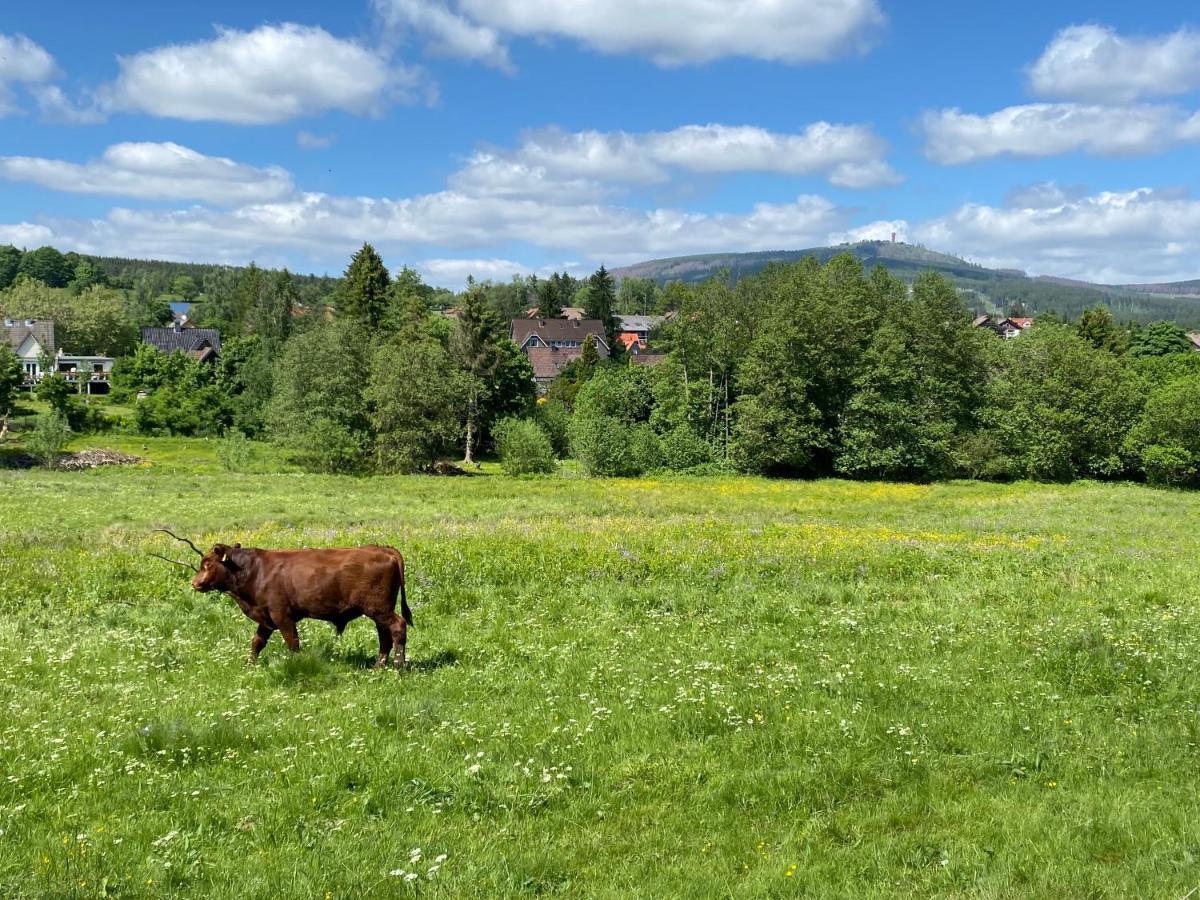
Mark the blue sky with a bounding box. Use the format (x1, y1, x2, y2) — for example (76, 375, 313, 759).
(1, 0, 1199, 286)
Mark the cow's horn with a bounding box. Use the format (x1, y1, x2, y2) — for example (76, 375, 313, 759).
(154, 528, 203, 557)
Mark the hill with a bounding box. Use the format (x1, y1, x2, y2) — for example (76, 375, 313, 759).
(614, 241, 1200, 326)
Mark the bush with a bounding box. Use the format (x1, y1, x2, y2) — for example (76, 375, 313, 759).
(25, 411, 71, 467)
(534, 398, 570, 457)
(658, 426, 714, 472)
(569, 417, 660, 477)
(493, 418, 556, 476)
(289, 418, 366, 474)
(1125, 373, 1200, 486)
(217, 429, 254, 473)
(134, 385, 232, 436)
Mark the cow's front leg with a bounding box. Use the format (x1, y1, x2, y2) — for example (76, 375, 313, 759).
(248, 624, 273, 664)
(277, 616, 301, 653)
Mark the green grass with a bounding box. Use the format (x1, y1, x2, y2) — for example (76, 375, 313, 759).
(1, 451, 1199, 897)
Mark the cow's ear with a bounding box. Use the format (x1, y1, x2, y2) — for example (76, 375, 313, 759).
(211, 543, 229, 560)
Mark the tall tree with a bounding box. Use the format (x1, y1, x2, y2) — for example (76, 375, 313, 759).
(341, 243, 391, 329)
(1128, 321, 1192, 358)
(451, 282, 504, 464)
(0, 343, 22, 415)
(250, 269, 297, 348)
(584, 265, 619, 350)
(1076, 306, 1128, 354)
(0, 246, 20, 291)
(535, 278, 564, 318)
(17, 247, 71, 288)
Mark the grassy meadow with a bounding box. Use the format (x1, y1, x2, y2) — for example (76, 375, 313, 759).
(1, 440, 1199, 897)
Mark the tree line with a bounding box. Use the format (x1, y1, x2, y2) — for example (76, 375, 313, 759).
(4, 243, 1200, 486)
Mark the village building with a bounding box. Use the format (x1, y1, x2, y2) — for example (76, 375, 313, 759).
(511, 317, 609, 391)
(3, 318, 114, 394)
(972, 315, 1035, 338)
(140, 323, 222, 363)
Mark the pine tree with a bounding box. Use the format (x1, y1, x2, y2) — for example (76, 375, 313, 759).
(341, 243, 391, 329)
(535, 278, 564, 318)
(1075, 306, 1128, 354)
(585, 264, 619, 350)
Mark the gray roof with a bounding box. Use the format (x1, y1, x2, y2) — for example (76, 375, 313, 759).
(141, 326, 222, 354)
(3, 320, 56, 355)
(617, 315, 664, 333)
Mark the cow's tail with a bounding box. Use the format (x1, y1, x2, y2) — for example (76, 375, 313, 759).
(397, 555, 413, 627)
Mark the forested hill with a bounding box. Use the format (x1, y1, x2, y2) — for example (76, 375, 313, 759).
(88, 254, 341, 305)
(613, 241, 1200, 326)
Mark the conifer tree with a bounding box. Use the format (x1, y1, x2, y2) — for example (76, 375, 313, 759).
(585, 264, 619, 351)
(341, 243, 391, 329)
(452, 282, 504, 464)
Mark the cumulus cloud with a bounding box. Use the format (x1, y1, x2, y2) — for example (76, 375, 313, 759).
(91, 24, 421, 124)
(911, 185, 1200, 283)
(417, 257, 584, 287)
(375, 0, 884, 67)
(0, 189, 846, 269)
(1030, 24, 1200, 103)
(0, 222, 55, 247)
(921, 103, 1200, 164)
(0, 142, 295, 204)
(373, 0, 511, 70)
(828, 219, 908, 244)
(454, 122, 901, 193)
(0, 33, 58, 115)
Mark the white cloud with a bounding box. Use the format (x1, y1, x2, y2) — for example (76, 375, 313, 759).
(417, 257, 584, 287)
(921, 103, 1200, 164)
(297, 131, 337, 150)
(0, 222, 54, 247)
(0, 142, 294, 205)
(377, 0, 883, 67)
(373, 0, 511, 71)
(1030, 24, 1200, 103)
(454, 122, 900, 193)
(912, 185, 1200, 283)
(2, 188, 846, 270)
(829, 219, 908, 244)
(0, 33, 58, 115)
(93, 24, 421, 124)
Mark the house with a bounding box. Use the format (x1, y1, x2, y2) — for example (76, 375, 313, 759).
(972, 315, 1034, 339)
(523, 306, 586, 321)
(511, 317, 609, 391)
(141, 323, 222, 362)
(616, 315, 665, 349)
(3, 318, 113, 394)
(1187, 333, 1200, 352)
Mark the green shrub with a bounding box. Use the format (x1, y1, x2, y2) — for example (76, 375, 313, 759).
(1125, 373, 1200, 486)
(534, 398, 570, 457)
(290, 418, 365, 474)
(493, 418, 556, 476)
(217, 429, 254, 473)
(658, 425, 714, 472)
(25, 411, 71, 467)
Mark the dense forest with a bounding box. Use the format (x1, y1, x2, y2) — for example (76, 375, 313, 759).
(4, 241, 1200, 488)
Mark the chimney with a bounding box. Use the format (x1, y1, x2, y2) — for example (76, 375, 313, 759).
(173, 320, 182, 334)
(3, 318, 11, 327)
(25, 318, 34, 327)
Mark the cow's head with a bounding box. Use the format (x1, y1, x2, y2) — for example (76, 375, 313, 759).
(191, 543, 245, 593)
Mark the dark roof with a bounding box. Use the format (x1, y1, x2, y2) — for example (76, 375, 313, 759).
(3, 319, 55, 354)
(141, 326, 222, 354)
(511, 318, 609, 354)
(527, 347, 585, 380)
(630, 353, 668, 368)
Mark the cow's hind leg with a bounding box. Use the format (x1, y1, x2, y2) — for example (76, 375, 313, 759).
(249, 624, 274, 664)
(374, 620, 393, 669)
(388, 614, 407, 671)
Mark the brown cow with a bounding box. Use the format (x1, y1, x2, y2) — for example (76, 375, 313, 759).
(190, 543, 412, 669)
